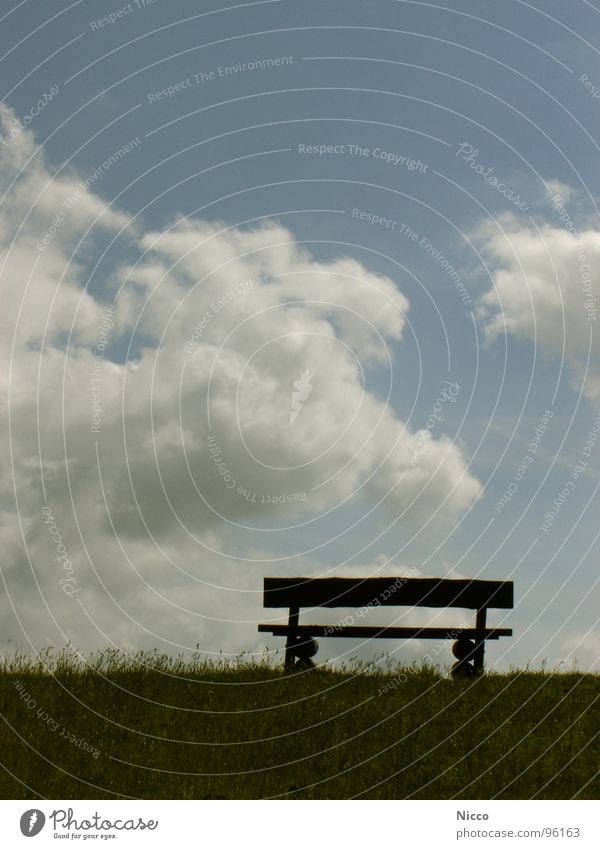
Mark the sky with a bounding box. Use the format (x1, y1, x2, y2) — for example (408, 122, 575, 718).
(1, 0, 599, 672)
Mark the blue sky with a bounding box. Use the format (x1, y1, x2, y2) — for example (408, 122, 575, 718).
(1, 0, 599, 671)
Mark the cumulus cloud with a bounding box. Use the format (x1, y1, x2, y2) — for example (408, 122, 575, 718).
(0, 105, 481, 656)
(475, 199, 600, 403)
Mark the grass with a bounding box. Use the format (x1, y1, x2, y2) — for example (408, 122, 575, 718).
(0, 648, 598, 799)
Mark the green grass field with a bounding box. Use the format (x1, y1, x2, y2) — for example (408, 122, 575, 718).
(0, 650, 598, 799)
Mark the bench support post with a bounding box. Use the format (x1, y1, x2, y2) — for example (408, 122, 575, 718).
(474, 608, 487, 674)
(284, 606, 299, 670)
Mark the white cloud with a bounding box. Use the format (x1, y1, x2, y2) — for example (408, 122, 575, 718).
(0, 105, 481, 656)
(475, 207, 600, 403)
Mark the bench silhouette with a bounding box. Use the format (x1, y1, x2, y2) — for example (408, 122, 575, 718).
(258, 576, 513, 675)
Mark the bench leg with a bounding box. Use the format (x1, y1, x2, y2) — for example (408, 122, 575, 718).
(474, 608, 487, 675)
(284, 644, 296, 670)
(473, 641, 485, 674)
(452, 609, 487, 677)
(284, 606, 299, 671)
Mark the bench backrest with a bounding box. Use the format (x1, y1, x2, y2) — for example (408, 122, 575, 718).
(263, 577, 514, 610)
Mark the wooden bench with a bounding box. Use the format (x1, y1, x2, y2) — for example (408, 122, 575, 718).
(258, 576, 513, 675)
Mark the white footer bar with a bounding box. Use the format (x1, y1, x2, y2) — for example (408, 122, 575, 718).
(0, 800, 597, 848)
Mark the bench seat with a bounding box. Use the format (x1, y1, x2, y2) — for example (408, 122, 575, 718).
(258, 625, 512, 639)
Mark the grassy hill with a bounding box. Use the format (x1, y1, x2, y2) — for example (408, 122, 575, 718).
(0, 650, 597, 799)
